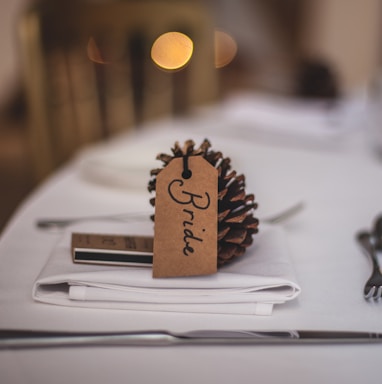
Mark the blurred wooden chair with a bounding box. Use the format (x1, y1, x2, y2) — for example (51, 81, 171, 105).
(18, 0, 218, 181)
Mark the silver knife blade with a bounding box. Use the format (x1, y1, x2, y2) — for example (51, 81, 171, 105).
(1, 329, 382, 349)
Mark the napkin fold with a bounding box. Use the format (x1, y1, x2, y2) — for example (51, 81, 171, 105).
(211, 92, 362, 145)
(32, 222, 300, 316)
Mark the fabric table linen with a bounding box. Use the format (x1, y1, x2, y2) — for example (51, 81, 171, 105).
(32, 221, 300, 316)
(3, 90, 382, 384)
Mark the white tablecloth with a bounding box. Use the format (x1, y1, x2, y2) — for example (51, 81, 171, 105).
(1, 94, 382, 383)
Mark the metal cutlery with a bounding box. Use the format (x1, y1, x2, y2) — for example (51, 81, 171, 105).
(1, 328, 382, 349)
(261, 201, 305, 225)
(36, 211, 151, 230)
(357, 215, 382, 301)
(36, 201, 305, 230)
(374, 214, 382, 250)
(357, 231, 382, 300)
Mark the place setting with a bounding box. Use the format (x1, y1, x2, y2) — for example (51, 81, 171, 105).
(3, 134, 382, 350)
(31, 138, 302, 316)
(0, 136, 308, 348)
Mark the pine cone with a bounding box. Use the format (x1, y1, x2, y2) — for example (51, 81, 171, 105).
(148, 139, 259, 266)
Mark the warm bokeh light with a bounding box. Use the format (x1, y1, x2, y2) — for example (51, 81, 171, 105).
(151, 32, 193, 70)
(214, 29, 238, 69)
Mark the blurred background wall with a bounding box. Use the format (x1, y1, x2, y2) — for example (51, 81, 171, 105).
(0, 0, 34, 232)
(1, 0, 382, 231)
(299, 0, 382, 94)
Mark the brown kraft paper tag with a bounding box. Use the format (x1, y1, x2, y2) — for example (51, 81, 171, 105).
(153, 155, 218, 277)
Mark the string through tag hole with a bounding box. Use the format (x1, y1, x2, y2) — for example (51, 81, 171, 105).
(182, 155, 192, 179)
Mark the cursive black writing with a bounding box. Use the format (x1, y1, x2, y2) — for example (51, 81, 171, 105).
(167, 179, 210, 256)
(167, 179, 210, 210)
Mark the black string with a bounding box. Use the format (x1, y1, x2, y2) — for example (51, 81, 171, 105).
(182, 154, 192, 179)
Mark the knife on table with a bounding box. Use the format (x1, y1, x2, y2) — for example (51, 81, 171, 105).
(1, 329, 382, 349)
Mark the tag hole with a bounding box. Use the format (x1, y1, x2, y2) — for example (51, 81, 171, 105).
(182, 170, 192, 179)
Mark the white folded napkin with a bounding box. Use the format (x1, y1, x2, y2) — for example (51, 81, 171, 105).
(212, 92, 361, 144)
(32, 221, 301, 316)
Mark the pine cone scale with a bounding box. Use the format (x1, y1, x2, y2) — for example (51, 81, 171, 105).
(224, 228, 248, 244)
